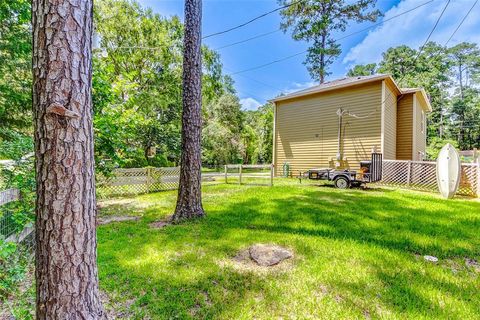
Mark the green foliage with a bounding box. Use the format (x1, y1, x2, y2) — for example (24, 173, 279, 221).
(0, 242, 30, 301)
(346, 63, 377, 77)
(93, 0, 236, 171)
(242, 103, 274, 164)
(0, 0, 32, 137)
(0, 130, 33, 160)
(348, 41, 480, 151)
(0, 138, 35, 303)
(425, 137, 458, 160)
(203, 94, 244, 165)
(279, 0, 381, 82)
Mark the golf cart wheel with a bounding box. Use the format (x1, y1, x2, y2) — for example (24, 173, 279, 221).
(334, 176, 350, 189)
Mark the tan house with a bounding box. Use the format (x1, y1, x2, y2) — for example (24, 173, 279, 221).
(271, 74, 432, 176)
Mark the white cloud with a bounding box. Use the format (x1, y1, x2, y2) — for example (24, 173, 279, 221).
(240, 97, 262, 110)
(343, 0, 480, 65)
(282, 81, 317, 94)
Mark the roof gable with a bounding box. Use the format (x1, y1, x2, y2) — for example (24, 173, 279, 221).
(271, 74, 399, 103)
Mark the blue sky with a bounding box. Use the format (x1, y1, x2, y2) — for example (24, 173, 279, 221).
(138, 0, 480, 110)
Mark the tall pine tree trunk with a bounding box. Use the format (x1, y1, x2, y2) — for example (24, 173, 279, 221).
(32, 0, 105, 318)
(172, 0, 205, 222)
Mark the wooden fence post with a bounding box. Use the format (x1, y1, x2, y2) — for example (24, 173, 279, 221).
(477, 158, 480, 198)
(224, 165, 228, 184)
(406, 161, 412, 186)
(270, 164, 274, 186)
(239, 165, 242, 185)
(146, 167, 152, 193)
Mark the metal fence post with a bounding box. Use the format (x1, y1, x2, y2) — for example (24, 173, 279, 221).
(224, 165, 228, 184)
(270, 164, 274, 186)
(239, 165, 242, 185)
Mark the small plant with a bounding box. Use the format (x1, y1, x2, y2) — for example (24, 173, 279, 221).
(0, 241, 30, 300)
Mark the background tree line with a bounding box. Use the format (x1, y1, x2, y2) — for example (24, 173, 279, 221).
(347, 42, 480, 158)
(1, 0, 479, 167)
(0, 0, 273, 172)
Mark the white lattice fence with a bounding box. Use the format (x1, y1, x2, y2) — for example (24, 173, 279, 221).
(97, 168, 150, 196)
(379, 160, 479, 197)
(96, 167, 224, 197)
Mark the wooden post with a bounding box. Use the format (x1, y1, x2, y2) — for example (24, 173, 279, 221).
(406, 161, 412, 186)
(146, 167, 152, 193)
(476, 157, 480, 198)
(239, 165, 242, 185)
(270, 164, 274, 186)
(224, 165, 228, 184)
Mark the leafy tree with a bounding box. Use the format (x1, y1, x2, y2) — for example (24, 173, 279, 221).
(279, 0, 381, 83)
(242, 103, 274, 164)
(203, 94, 244, 165)
(93, 0, 234, 171)
(375, 43, 451, 142)
(348, 41, 479, 151)
(447, 43, 480, 149)
(347, 63, 377, 77)
(0, 0, 32, 139)
(426, 137, 458, 160)
(448, 43, 480, 98)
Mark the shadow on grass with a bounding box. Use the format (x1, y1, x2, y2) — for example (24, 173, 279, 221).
(97, 184, 480, 318)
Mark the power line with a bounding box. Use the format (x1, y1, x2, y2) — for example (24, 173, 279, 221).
(230, 0, 435, 75)
(202, 0, 303, 40)
(410, 0, 451, 66)
(346, 0, 451, 119)
(445, 0, 478, 46)
(214, 29, 281, 50)
(230, 51, 306, 76)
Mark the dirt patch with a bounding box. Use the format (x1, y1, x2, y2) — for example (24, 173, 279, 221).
(465, 258, 480, 273)
(149, 221, 170, 229)
(100, 291, 143, 319)
(149, 215, 173, 229)
(97, 216, 139, 225)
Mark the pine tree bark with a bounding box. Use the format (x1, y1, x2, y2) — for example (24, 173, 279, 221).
(172, 0, 205, 222)
(32, 0, 105, 318)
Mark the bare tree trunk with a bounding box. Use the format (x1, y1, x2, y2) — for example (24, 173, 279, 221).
(172, 0, 205, 222)
(32, 0, 105, 318)
(320, 33, 326, 84)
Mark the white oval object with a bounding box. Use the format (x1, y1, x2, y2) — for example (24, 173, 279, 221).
(436, 143, 461, 199)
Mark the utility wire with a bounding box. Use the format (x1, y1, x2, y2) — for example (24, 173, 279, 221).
(409, 0, 451, 68)
(345, 0, 452, 120)
(445, 0, 478, 46)
(230, 0, 435, 75)
(214, 29, 281, 50)
(202, 0, 304, 39)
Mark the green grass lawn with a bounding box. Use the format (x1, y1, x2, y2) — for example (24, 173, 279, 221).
(97, 180, 480, 319)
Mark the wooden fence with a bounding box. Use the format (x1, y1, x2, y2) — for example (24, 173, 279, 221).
(378, 160, 479, 197)
(97, 164, 275, 197)
(224, 164, 274, 186)
(96, 167, 230, 197)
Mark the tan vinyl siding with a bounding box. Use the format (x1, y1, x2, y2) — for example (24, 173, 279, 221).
(413, 94, 426, 160)
(274, 82, 382, 175)
(396, 93, 413, 160)
(382, 81, 397, 159)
